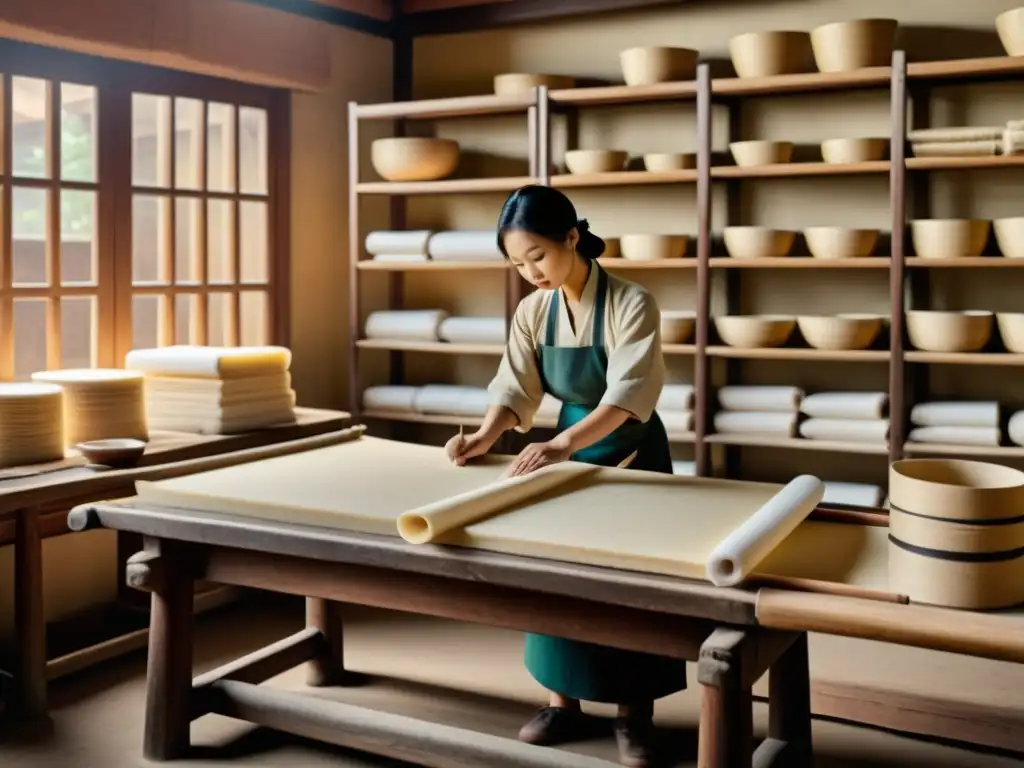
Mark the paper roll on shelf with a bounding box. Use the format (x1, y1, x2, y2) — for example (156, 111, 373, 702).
(706, 474, 826, 586)
(363, 386, 420, 412)
(658, 384, 694, 411)
(800, 391, 888, 420)
(910, 401, 1000, 428)
(799, 418, 889, 443)
(718, 386, 804, 412)
(907, 426, 1001, 446)
(365, 230, 433, 256)
(428, 231, 504, 261)
(371, 253, 429, 263)
(822, 481, 884, 508)
(413, 385, 492, 417)
(659, 410, 693, 433)
(439, 316, 507, 345)
(397, 462, 600, 544)
(713, 411, 799, 436)
(364, 310, 449, 342)
(1011, 410, 1024, 447)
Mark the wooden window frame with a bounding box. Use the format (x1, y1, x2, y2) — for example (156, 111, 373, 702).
(0, 38, 291, 378)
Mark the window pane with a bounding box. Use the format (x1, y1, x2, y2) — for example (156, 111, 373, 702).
(133, 195, 169, 283)
(206, 199, 234, 283)
(12, 186, 49, 287)
(207, 291, 232, 346)
(61, 296, 96, 368)
(61, 189, 96, 284)
(175, 294, 198, 344)
(13, 298, 47, 379)
(132, 93, 170, 188)
(12, 77, 49, 179)
(174, 197, 201, 283)
(61, 83, 97, 183)
(174, 97, 203, 190)
(240, 291, 269, 346)
(132, 294, 162, 350)
(207, 102, 236, 192)
(240, 201, 268, 283)
(239, 106, 268, 195)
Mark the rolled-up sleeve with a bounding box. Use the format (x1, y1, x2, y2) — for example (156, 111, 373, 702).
(487, 302, 544, 432)
(600, 291, 664, 422)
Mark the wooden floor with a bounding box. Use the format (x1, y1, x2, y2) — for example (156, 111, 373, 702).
(1, 596, 1021, 767)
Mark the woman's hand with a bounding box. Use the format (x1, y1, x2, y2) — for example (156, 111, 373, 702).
(506, 435, 573, 477)
(445, 430, 493, 466)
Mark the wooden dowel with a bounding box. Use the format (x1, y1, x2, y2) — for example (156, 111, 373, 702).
(750, 575, 908, 605)
(209, 679, 621, 768)
(755, 588, 1024, 664)
(192, 627, 323, 691)
(810, 507, 889, 527)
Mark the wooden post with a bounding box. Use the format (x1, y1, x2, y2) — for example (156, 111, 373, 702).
(14, 506, 47, 717)
(697, 628, 753, 768)
(767, 633, 812, 767)
(305, 597, 347, 686)
(142, 542, 195, 760)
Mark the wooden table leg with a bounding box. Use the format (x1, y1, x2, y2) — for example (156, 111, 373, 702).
(14, 507, 46, 718)
(305, 597, 347, 686)
(767, 633, 812, 768)
(697, 628, 753, 768)
(143, 541, 195, 761)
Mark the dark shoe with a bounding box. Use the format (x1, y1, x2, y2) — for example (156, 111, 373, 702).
(614, 714, 655, 768)
(518, 706, 589, 746)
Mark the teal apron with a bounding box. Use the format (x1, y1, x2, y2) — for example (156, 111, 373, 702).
(522, 264, 687, 703)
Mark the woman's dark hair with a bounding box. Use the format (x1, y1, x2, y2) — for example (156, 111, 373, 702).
(496, 185, 606, 260)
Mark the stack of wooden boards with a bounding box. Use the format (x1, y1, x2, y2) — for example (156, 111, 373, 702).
(125, 345, 297, 434)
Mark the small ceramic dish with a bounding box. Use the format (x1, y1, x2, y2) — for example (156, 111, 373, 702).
(76, 438, 147, 469)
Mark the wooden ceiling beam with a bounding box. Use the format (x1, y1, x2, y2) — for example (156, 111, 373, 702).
(402, 0, 689, 36)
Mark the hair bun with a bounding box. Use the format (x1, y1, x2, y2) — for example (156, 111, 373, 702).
(576, 218, 590, 233)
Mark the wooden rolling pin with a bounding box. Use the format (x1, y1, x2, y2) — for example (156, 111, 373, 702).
(756, 588, 1024, 664)
(749, 574, 908, 604)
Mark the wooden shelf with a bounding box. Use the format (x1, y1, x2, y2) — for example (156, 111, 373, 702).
(551, 170, 697, 188)
(549, 81, 698, 106)
(905, 257, 1024, 267)
(712, 161, 889, 179)
(710, 257, 890, 269)
(663, 344, 697, 355)
(599, 258, 697, 269)
(354, 92, 535, 120)
(907, 155, 1024, 172)
(356, 177, 535, 195)
(904, 352, 1024, 366)
(903, 442, 1024, 458)
(348, 50, 1024, 487)
(357, 260, 509, 271)
(706, 346, 890, 362)
(705, 434, 889, 455)
(356, 340, 504, 355)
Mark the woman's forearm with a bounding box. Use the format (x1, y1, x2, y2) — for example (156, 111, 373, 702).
(475, 405, 520, 444)
(553, 405, 631, 453)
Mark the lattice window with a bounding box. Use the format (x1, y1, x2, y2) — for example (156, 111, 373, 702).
(0, 73, 109, 380)
(128, 93, 272, 352)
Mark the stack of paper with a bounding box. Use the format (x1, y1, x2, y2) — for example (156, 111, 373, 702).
(125, 345, 296, 435)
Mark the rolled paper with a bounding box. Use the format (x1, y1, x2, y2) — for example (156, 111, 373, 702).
(397, 461, 599, 544)
(365, 230, 432, 256)
(717, 385, 803, 412)
(800, 391, 888, 420)
(364, 310, 449, 342)
(705, 474, 825, 587)
(910, 401, 999, 428)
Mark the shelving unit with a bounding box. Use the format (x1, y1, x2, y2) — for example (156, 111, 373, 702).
(347, 50, 1024, 490)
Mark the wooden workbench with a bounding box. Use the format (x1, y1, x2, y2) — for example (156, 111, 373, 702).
(67, 501, 813, 768)
(0, 407, 352, 719)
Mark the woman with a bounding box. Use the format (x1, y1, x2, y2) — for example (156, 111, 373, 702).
(445, 185, 685, 768)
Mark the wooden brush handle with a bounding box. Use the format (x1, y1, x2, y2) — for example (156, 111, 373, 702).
(750, 574, 908, 604)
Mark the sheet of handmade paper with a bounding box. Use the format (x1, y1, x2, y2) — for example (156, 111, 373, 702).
(135, 436, 517, 534)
